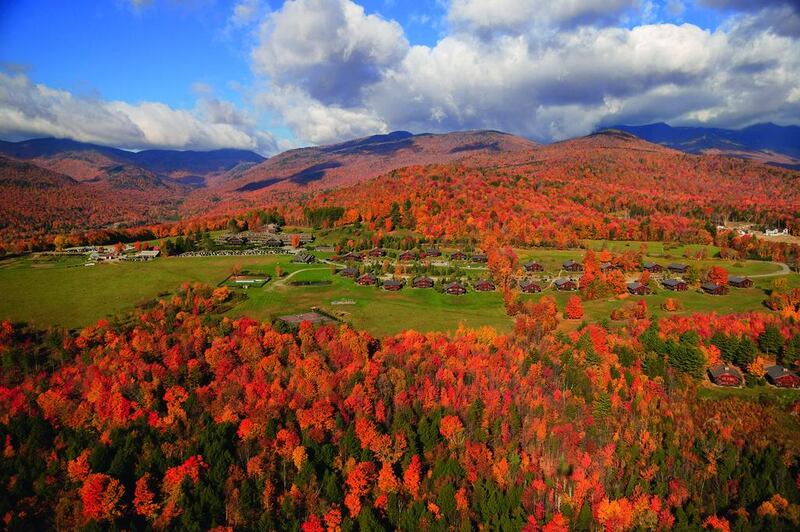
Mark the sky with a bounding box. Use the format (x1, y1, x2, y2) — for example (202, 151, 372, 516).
(0, 0, 798, 155)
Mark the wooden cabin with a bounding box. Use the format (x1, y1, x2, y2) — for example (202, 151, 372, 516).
(662, 279, 688, 291)
(471, 253, 488, 263)
(668, 263, 689, 274)
(474, 279, 496, 292)
(642, 262, 664, 273)
(599, 262, 614, 273)
(450, 251, 468, 261)
(412, 276, 434, 289)
(291, 252, 316, 264)
(519, 280, 542, 293)
(445, 281, 467, 295)
(524, 260, 544, 272)
(563, 260, 583, 272)
(701, 282, 725, 295)
(368, 248, 387, 257)
(342, 252, 364, 262)
(357, 273, 378, 286)
(339, 267, 358, 279)
(708, 364, 743, 387)
(425, 248, 442, 257)
(728, 276, 753, 288)
(765, 366, 800, 388)
(383, 279, 404, 291)
(398, 250, 416, 262)
(554, 278, 577, 291)
(627, 281, 650, 296)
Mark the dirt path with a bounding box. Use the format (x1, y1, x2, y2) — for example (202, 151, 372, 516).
(269, 267, 333, 290)
(750, 262, 791, 278)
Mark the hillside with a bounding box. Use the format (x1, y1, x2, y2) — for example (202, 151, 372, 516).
(216, 130, 537, 194)
(607, 123, 800, 168)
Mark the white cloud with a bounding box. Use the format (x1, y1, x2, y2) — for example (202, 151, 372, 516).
(246, 0, 800, 145)
(0, 72, 278, 154)
(229, 0, 262, 27)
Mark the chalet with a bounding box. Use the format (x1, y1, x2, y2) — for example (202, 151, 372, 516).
(524, 260, 544, 272)
(474, 279, 496, 292)
(701, 282, 725, 295)
(339, 267, 358, 279)
(425, 248, 442, 257)
(599, 262, 614, 273)
(471, 253, 488, 263)
(729, 276, 753, 288)
(450, 251, 468, 261)
(383, 279, 404, 291)
(765, 365, 800, 388)
(368, 248, 387, 258)
(642, 262, 664, 273)
(291, 253, 316, 264)
(342, 252, 364, 262)
(519, 279, 542, 293)
(357, 273, 378, 286)
(627, 281, 650, 296)
(563, 260, 583, 272)
(398, 250, 416, 262)
(708, 364, 743, 387)
(412, 276, 435, 289)
(554, 278, 577, 291)
(662, 279, 688, 291)
(668, 263, 689, 274)
(444, 281, 467, 295)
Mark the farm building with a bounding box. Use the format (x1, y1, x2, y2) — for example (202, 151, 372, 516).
(412, 276, 434, 289)
(219, 234, 247, 246)
(474, 279, 496, 292)
(450, 251, 468, 261)
(339, 267, 358, 278)
(662, 279, 688, 291)
(668, 263, 689, 274)
(519, 279, 542, 293)
(264, 237, 284, 248)
(128, 250, 160, 262)
(357, 273, 378, 286)
(554, 278, 577, 291)
(765, 366, 800, 388)
(342, 252, 364, 262)
(383, 279, 404, 291)
(524, 260, 544, 272)
(563, 260, 583, 272)
(708, 364, 743, 387)
(627, 281, 650, 295)
(642, 262, 663, 273)
(398, 250, 416, 261)
(368, 248, 387, 257)
(445, 281, 467, 295)
(471, 253, 488, 263)
(701, 282, 725, 295)
(425, 248, 442, 257)
(291, 253, 316, 264)
(729, 276, 753, 288)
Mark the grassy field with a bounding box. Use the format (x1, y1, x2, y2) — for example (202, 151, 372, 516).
(697, 383, 800, 407)
(1, 243, 797, 336)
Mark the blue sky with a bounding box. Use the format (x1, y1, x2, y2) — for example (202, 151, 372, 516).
(0, 0, 798, 153)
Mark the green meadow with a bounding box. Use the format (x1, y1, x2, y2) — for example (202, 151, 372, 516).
(0, 242, 796, 337)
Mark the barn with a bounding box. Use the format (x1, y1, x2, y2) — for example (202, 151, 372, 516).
(554, 278, 577, 291)
(357, 273, 378, 286)
(519, 279, 542, 293)
(765, 366, 800, 388)
(729, 276, 753, 288)
(474, 279, 496, 292)
(708, 364, 743, 387)
(662, 279, 688, 291)
(412, 276, 434, 289)
(524, 260, 544, 272)
(445, 281, 467, 295)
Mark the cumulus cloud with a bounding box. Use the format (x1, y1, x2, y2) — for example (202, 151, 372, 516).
(0, 72, 278, 154)
(448, 0, 639, 33)
(251, 0, 407, 106)
(247, 0, 800, 145)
